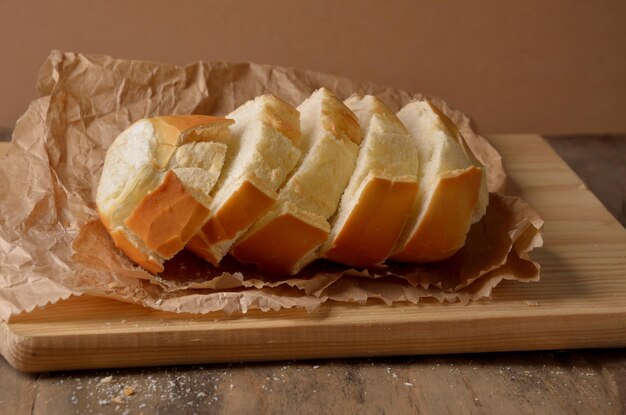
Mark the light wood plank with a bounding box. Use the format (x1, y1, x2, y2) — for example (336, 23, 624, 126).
(1, 135, 625, 372)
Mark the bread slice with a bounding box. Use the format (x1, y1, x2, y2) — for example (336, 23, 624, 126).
(186, 95, 302, 265)
(319, 95, 419, 267)
(390, 100, 488, 262)
(231, 88, 362, 275)
(96, 115, 232, 273)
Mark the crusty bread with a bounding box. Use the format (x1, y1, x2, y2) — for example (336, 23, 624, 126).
(98, 95, 489, 275)
(186, 95, 302, 265)
(319, 95, 419, 267)
(390, 100, 488, 262)
(96, 115, 232, 273)
(230, 88, 362, 274)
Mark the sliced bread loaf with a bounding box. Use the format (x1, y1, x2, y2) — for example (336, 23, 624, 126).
(231, 88, 362, 274)
(320, 95, 419, 267)
(96, 115, 231, 273)
(390, 101, 488, 262)
(186, 95, 302, 265)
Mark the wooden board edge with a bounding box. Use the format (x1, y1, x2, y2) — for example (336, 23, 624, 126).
(0, 322, 30, 372)
(3, 310, 626, 373)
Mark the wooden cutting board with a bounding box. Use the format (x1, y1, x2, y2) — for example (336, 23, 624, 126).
(1, 135, 625, 373)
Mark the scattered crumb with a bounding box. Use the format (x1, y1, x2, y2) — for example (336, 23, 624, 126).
(99, 376, 113, 384)
(123, 386, 135, 396)
(111, 396, 125, 404)
(404, 382, 414, 387)
(524, 300, 540, 306)
(313, 365, 320, 369)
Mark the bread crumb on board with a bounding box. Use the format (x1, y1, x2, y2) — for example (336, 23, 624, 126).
(111, 396, 125, 404)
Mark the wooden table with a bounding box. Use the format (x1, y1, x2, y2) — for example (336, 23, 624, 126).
(0, 135, 625, 414)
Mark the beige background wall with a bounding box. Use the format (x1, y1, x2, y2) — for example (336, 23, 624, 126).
(1, 0, 625, 134)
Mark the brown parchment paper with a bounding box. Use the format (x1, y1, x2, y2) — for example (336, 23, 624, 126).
(0, 51, 543, 320)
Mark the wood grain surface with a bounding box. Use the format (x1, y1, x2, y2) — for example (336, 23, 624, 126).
(1, 135, 625, 414)
(546, 135, 626, 227)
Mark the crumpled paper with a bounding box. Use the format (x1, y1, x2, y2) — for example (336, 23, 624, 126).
(0, 50, 543, 320)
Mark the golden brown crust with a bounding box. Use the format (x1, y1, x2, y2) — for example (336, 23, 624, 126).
(426, 100, 488, 223)
(231, 213, 329, 275)
(124, 170, 210, 259)
(155, 115, 233, 144)
(149, 115, 233, 166)
(321, 92, 362, 145)
(186, 180, 276, 265)
(110, 229, 164, 274)
(99, 209, 163, 273)
(156, 115, 230, 132)
(426, 101, 484, 171)
(324, 176, 418, 267)
(370, 97, 409, 134)
(390, 166, 483, 262)
(261, 95, 301, 144)
(426, 101, 460, 138)
(185, 235, 220, 264)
